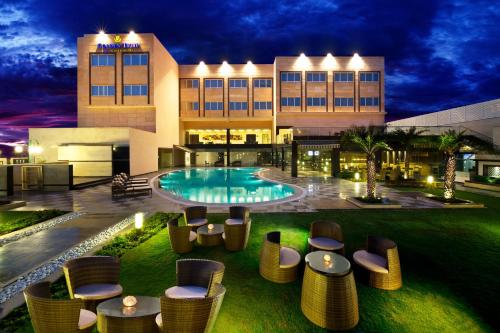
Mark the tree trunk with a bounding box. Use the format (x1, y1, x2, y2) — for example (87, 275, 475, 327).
(366, 157, 377, 199)
(443, 153, 456, 199)
(404, 150, 410, 179)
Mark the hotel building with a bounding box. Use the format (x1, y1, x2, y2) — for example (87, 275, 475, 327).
(29, 32, 385, 177)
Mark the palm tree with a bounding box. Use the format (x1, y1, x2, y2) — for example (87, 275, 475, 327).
(438, 129, 468, 200)
(343, 127, 392, 199)
(390, 127, 427, 179)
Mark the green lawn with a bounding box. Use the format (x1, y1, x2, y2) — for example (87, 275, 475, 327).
(9, 189, 500, 332)
(0, 210, 66, 236)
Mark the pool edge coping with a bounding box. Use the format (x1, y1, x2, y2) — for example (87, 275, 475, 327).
(150, 167, 307, 207)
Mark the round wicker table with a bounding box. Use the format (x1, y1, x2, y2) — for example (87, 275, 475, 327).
(96, 296, 160, 333)
(197, 224, 224, 246)
(301, 251, 359, 330)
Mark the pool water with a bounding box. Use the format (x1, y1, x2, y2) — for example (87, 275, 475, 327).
(159, 168, 295, 204)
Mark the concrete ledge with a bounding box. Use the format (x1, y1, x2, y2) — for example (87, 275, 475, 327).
(346, 197, 402, 209)
(0, 201, 26, 212)
(418, 195, 485, 208)
(463, 180, 500, 192)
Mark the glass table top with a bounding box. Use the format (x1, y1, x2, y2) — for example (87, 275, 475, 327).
(305, 251, 351, 276)
(197, 224, 224, 235)
(97, 296, 160, 318)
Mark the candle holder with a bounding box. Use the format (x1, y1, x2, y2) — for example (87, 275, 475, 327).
(123, 295, 137, 307)
(208, 224, 214, 231)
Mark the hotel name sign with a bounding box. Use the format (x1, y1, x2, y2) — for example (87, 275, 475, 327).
(97, 35, 140, 52)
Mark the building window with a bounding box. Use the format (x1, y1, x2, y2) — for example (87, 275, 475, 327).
(91, 85, 115, 96)
(91, 54, 115, 66)
(205, 79, 223, 88)
(123, 53, 148, 66)
(254, 79, 272, 88)
(229, 79, 248, 88)
(229, 101, 248, 110)
(306, 72, 326, 82)
(281, 97, 301, 107)
(205, 102, 224, 110)
(360, 97, 379, 106)
(334, 72, 354, 82)
(183, 79, 199, 88)
(191, 102, 199, 111)
(334, 97, 354, 107)
(281, 72, 301, 82)
(306, 97, 326, 106)
(360, 72, 379, 82)
(124, 85, 148, 96)
(254, 101, 272, 110)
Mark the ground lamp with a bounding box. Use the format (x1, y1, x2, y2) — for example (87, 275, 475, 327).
(135, 212, 144, 229)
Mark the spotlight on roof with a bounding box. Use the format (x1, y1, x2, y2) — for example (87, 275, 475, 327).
(353, 52, 360, 58)
(99, 30, 105, 35)
(247, 60, 253, 65)
(222, 60, 228, 65)
(350, 52, 364, 69)
(326, 53, 333, 57)
(199, 61, 205, 65)
(300, 53, 306, 57)
(129, 30, 135, 34)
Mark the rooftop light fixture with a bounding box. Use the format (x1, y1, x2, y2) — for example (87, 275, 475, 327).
(244, 60, 257, 75)
(220, 60, 232, 76)
(96, 30, 109, 43)
(196, 61, 209, 76)
(350, 52, 364, 69)
(295, 52, 311, 70)
(99, 30, 105, 35)
(322, 52, 337, 69)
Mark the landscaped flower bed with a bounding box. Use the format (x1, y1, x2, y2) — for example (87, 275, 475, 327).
(0, 210, 67, 236)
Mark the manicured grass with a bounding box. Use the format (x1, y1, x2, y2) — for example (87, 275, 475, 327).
(0, 210, 66, 236)
(8, 189, 500, 332)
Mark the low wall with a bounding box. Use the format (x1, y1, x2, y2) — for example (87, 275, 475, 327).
(12, 164, 72, 191)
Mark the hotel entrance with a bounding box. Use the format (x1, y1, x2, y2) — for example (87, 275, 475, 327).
(292, 142, 341, 177)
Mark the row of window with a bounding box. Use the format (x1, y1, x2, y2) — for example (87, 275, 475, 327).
(229, 101, 248, 110)
(229, 79, 247, 88)
(281, 72, 379, 83)
(359, 97, 380, 106)
(185, 101, 273, 111)
(306, 72, 327, 82)
(306, 97, 326, 106)
(91, 85, 148, 96)
(279, 97, 379, 107)
(205, 79, 224, 88)
(205, 102, 224, 111)
(254, 101, 273, 110)
(184, 79, 272, 89)
(281, 97, 301, 107)
(254, 79, 272, 87)
(183, 79, 199, 89)
(91, 54, 148, 67)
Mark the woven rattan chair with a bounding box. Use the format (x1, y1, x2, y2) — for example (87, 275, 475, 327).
(24, 281, 97, 333)
(184, 206, 208, 230)
(164, 259, 225, 299)
(168, 219, 197, 253)
(156, 284, 226, 333)
(353, 236, 402, 290)
(63, 256, 123, 311)
(301, 264, 359, 330)
(259, 231, 301, 283)
(308, 220, 345, 255)
(222, 206, 250, 250)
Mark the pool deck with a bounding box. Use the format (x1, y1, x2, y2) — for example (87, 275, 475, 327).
(6, 168, 442, 214)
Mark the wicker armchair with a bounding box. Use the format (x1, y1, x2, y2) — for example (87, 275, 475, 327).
(156, 284, 226, 333)
(223, 206, 251, 250)
(164, 259, 225, 299)
(259, 231, 301, 283)
(63, 256, 123, 311)
(24, 281, 97, 333)
(308, 220, 345, 255)
(353, 236, 402, 290)
(184, 206, 208, 230)
(168, 219, 197, 253)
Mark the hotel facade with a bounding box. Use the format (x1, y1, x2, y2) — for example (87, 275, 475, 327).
(29, 32, 385, 177)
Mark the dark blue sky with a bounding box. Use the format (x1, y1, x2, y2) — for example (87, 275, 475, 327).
(0, 0, 499, 151)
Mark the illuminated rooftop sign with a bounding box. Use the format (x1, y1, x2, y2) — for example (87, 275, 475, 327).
(97, 35, 140, 52)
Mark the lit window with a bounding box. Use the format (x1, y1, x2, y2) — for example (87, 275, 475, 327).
(91, 54, 115, 66)
(254, 79, 272, 88)
(306, 72, 326, 82)
(229, 101, 248, 110)
(123, 54, 148, 66)
(229, 79, 248, 88)
(360, 72, 379, 82)
(205, 79, 223, 88)
(205, 102, 224, 110)
(334, 97, 354, 107)
(254, 101, 272, 110)
(183, 79, 199, 88)
(334, 72, 354, 82)
(124, 84, 148, 96)
(281, 97, 301, 107)
(281, 72, 301, 82)
(91, 85, 115, 96)
(306, 97, 326, 106)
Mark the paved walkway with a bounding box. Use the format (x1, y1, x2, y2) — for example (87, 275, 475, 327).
(0, 213, 128, 287)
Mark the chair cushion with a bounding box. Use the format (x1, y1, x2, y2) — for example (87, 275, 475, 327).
(279, 247, 301, 268)
(155, 313, 163, 329)
(225, 218, 244, 225)
(74, 283, 123, 300)
(187, 218, 208, 227)
(308, 237, 344, 251)
(165, 286, 207, 299)
(189, 231, 197, 242)
(79, 309, 97, 330)
(353, 250, 389, 274)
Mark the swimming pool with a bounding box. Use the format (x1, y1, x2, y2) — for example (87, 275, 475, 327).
(158, 168, 297, 204)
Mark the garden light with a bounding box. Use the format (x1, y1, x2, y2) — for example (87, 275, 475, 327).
(134, 212, 144, 229)
(354, 172, 360, 181)
(427, 175, 434, 184)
